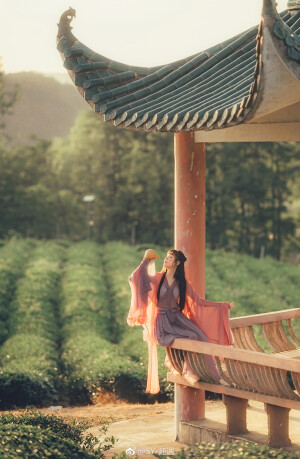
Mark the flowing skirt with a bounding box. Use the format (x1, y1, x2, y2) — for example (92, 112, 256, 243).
(155, 309, 220, 382)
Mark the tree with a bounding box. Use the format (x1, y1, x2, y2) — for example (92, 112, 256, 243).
(51, 111, 174, 244)
(0, 103, 297, 260)
(206, 142, 298, 260)
(0, 59, 17, 136)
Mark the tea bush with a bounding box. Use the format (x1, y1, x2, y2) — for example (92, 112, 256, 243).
(0, 239, 299, 406)
(0, 410, 116, 458)
(206, 249, 300, 349)
(0, 242, 65, 408)
(0, 238, 35, 344)
(153, 440, 300, 458)
(60, 242, 147, 403)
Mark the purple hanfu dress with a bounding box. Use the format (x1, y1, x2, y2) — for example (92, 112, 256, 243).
(154, 277, 220, 382)
(128, 258, 232, 393)
(155, 278, 208, 345)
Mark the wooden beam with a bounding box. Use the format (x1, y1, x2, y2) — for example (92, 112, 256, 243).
(167, 373, 300, 410)
(194, 122, 300, 143)
(170, 338, 300, 372)
(230, 308, 300, 328)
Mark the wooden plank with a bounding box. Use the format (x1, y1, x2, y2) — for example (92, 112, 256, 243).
(167, 373, 300, 410)
(230, 308, 300, 328)
(276, 349, 300, 360)
(170, 338, 300, 372)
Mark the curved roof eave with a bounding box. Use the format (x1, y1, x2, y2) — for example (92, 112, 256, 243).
(56, 3, 300, 133)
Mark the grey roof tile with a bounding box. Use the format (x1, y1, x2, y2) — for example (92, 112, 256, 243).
(56, 5, 300, 132)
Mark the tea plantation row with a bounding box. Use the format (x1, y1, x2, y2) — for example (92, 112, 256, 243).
(0, 239, 299, 407)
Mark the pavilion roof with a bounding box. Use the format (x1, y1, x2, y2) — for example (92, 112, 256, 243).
(57, 2, 300, 133)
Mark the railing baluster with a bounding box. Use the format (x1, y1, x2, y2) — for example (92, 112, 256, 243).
(287, 319, 300, 346)
(244, 362, 261, 392)
(277, 320, 295, 350)
(262, 322, 282, 352)
(225, 359, 247, 389)
(291, 372, 300, 397)
(187, 351, 201, 378)
(260, 365, 279, 396)
(231, 328, 246, 349)
(236, 360, 254, 391)
(215, 356, 233, 386)
(166, 347, 183, 373)
(194, 352, 210, 380)
(244, 326, 264, 352)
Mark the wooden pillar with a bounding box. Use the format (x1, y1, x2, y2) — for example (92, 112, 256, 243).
(174, 132, 206, 293)
(223, 395, 248, 435)
(265, 403, 291, 447)
(174, 132, 206, 440)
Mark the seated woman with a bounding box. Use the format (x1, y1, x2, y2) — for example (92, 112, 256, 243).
(127, 248, 233, 394)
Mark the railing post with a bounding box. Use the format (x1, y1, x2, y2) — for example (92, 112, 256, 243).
(174, 384, 205, 441)
(174, 132, 206, 440)
(223, 395, 248, 435)
(265, 403, 291, 447)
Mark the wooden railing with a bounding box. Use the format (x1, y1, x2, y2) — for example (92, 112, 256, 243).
(230, 308, 300, 353)
(166, 308, 300, 447)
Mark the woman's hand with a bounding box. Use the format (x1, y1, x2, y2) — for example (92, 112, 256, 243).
(143, 249, 160, 260)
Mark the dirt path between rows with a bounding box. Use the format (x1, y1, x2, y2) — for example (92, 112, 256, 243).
(41, 398, 175, 425)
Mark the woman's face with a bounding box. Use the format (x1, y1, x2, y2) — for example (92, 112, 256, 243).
(163, 252, 178, 269)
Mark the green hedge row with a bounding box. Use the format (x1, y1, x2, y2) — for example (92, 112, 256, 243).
(206, 249, 300, 316)
(0, 242, 65, 408)
(0, 410, 115, 458)
(0, 238, 35, 344)
(60, 242, 148, 403)
(0, 239, 298, 407)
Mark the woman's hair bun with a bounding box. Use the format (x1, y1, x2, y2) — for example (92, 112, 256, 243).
(176, 250, 187, 263)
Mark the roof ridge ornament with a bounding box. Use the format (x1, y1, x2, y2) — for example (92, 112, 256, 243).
(57, 7, 76, 43)
(262, 0, 280, 18)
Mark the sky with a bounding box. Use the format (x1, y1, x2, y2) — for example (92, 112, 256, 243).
(0, 0, 288, 75)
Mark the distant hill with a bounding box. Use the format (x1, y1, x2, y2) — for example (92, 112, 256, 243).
(3, 72, 87, 146)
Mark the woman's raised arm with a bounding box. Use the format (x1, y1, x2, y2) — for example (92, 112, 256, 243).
(127, 249, 161, 326)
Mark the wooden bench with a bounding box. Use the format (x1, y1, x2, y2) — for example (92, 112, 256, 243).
(166, 308, 300, 448)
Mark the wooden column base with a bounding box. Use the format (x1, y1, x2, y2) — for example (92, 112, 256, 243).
(265, 403, 291, 447)
(223, 394, 248, 435)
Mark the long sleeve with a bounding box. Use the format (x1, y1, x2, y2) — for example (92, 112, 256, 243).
(184, 281, 233, 346)
(127, 259, 157, 326)
(127, 261, 148, 326)
(127, 258, 162, 394)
